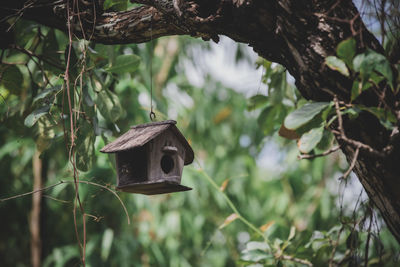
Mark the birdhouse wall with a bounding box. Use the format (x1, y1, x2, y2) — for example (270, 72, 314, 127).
(116, 146, 148, 186)
(147, 129, 185, 183)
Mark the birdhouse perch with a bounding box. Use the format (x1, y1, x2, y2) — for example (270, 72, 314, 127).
(100, 120, 194, 195)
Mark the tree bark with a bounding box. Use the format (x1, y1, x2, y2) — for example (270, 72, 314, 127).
(1, 0, 399, 243)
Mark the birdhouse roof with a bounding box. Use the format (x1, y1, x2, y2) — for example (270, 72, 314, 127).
(100, 120, 194, 165)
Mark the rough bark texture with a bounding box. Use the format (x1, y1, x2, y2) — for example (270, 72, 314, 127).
(1, 0, 399, 243)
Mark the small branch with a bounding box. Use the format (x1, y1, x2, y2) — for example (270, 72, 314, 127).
(328, 226, 345, 267)
(333, 96, 387, 158)
(364, 205, 373, 267)
(342, 146, 360, 179)
(0, 180, 130, 224)
(281, 254, 313, 267)
(298, 146, 341, 160)
(334, 95, 344, 135)
(0, 181, 64, 202)
(12, 45, 65, 70)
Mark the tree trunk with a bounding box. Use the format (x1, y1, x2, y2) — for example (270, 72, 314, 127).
(1, 0, 399, 243)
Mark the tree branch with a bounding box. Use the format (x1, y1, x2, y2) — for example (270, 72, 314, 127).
(298, 146, 341, 160)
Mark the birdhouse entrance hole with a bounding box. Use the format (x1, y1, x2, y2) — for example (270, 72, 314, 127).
(161, 154, 174, 174)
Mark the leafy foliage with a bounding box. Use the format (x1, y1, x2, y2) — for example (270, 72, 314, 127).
(0, 15, 399, 267)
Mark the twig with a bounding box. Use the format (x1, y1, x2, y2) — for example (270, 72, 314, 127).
(0, 181, 64, 202)
(332, 96, 386, 157)
(12, 45, 64, 71)
(342, 146, 360, 179)
(42, 194, 71, 203)
(364, 205, 373, 267)
(0, 180, 130, 224)
(334, 96, 344, 135)
(328, 226, 345, 267)
(281, 254, 313, 267)
(298, 146, 341, 160)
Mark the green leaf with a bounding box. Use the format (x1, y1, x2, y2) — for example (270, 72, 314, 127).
(336, 38, 356, 67)
(374, 58, 393, 88)
(0, 65, 23, 93)
(351, 80, 362, 101)
(353, 50, 393, 88)
(33, 85, 62, 103)
(325, 56, 349, 76)
(241, 250, 271, 263)
(96, 89, 123, 122)
(36, 117, 55, 152)
(284, 102, 330, 130)
(353, 53, 367, 73)
(288, 226, 296, 241)
(43, 29, 61, 73)
(247, 94, 268, 111)
(316, 129, 334, 151)
(298, 127, 324, 153)
(103, 0, 127, 11)
(258, 105, 285, 135)
(357, 105, 397, 129)
(24, 106, 50, 127)
(75, 122, 95, 172)
(105, 54, 141, 74)
(246, 241, 270, 252)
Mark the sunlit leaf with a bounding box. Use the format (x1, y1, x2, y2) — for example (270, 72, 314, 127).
(246, 241, 270, 251)
(288, 226, 296, 241)
(260, 221, 275, 232)
(298, 127, 324, 153)
(247, 94, 268, 111)
(24, 105, 50, 127)
(240, 250, 271, 263)
(325, 56, 349, 76)
(284, 102, 330, 130)
(33, 85, 62, 103)
(219, 213, 239, 229)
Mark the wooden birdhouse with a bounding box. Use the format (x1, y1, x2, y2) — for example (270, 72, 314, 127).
(100, 120, 194, 195)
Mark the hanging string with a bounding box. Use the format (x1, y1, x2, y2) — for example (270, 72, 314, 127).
(149, 12, 156, 121)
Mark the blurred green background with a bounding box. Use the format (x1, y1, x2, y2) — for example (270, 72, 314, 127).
(0, 16, 399, 266)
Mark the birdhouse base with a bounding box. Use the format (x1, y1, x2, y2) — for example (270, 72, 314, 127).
(116, 180, 192, 195)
